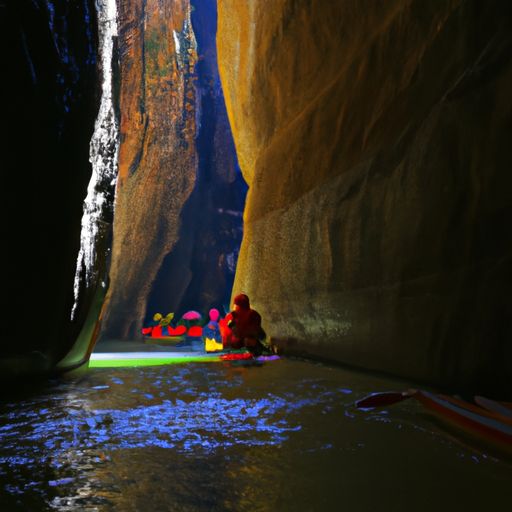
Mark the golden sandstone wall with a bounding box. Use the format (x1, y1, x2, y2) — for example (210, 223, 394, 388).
(102, 0, 198, 339)
(102, 0, 245, 341)
(217, 0, 512, 394)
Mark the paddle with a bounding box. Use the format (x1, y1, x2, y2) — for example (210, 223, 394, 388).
(356, 389, 418, 409)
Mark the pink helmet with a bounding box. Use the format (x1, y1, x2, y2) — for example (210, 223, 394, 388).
(209, 308, 220, 321)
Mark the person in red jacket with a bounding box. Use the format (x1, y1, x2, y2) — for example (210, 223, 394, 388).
(223, 293, 267, 355)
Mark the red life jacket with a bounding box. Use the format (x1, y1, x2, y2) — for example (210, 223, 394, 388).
(225, 306, 262, 345)
(187, 325, 203, 337)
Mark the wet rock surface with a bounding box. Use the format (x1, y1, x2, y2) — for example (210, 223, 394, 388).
(102, 0, 245, 340)
(217, 0, 512, 394)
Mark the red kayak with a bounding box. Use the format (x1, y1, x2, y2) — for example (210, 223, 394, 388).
(141, 325, 187, 338)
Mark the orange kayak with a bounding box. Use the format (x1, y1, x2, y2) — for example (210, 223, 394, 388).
(356, 389, 512, 456)
(415, 391, 512, 455)
(474, 395, 512, 420)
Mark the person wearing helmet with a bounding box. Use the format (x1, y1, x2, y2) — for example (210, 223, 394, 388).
(223, 293, 267, 355)
(159, 312, 174, 327)
(202, 308, 223, 352)
(202, 308, 221, 340)
(151, 313, 163, 325)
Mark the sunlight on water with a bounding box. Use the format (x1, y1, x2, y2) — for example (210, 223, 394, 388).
(0, 359, 511, 511)
(71, 0, 119, 320)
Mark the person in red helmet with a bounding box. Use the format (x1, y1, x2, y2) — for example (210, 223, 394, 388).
(223, 293, 267, 355)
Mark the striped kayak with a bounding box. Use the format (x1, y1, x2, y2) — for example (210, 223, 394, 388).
(474, 395, 512, 420)
(414, 391, 512, 455)
(356, 389, 512, 456)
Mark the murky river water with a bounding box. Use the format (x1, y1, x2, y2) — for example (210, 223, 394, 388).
(1, 357, 511, 511)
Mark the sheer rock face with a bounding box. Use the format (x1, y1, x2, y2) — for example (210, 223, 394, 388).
(101, 0, 199, 339)
(102, 0, 245, 339)
(217, 0, 512, 394)
(145, 0, 247, 321)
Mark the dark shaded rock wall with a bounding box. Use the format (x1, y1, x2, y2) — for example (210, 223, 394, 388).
(217, 0, 512, 395)
(101, 0, 245, 339)
(0, 0, 101, 373)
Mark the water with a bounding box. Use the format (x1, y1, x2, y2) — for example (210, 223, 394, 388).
(1, 358, 511, 511)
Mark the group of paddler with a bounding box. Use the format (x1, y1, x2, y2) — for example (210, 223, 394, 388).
(142, 293, 270, 356)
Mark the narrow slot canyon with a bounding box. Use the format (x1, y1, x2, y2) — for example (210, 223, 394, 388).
(1, 1, 512, 510)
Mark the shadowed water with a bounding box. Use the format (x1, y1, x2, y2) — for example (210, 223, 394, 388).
(1, 358, 511, 511)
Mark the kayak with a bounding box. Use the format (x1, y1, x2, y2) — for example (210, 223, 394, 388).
(356, 389, 512, 456)
(141, 324, 188, 338)
(88, 349, 280, 368)
(474, 395, 512, 420)
(144, 336, 185, 346)
(414, 391, 512, 455)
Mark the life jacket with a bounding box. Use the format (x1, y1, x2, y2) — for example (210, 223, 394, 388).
(167, 325, 187, 336)
(202, 320, 221, 341)
(141, 324, 186, 337)
(187, 325, 203, 338)
(225, 307, 262, 343)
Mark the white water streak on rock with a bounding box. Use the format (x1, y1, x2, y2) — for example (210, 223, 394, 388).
(174, 8, 197, 72)
(71, 0, 118, 319)
(173, 29, 180, 54)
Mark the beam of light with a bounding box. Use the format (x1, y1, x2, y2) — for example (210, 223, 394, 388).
(71, 0, 119, 319)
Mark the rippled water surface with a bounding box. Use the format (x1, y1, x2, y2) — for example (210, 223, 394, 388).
(1, 357, 511, 511)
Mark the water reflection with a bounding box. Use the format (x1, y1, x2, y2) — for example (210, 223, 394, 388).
(1, 359, 511, 511)
(1, 386, 341, 458)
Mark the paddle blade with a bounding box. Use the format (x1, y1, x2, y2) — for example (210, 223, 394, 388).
(356, 391, 413, 409)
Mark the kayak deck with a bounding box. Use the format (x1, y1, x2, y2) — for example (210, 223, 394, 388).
(89, 351, 222, 367)
(143, 336, 185, 346)
(89, 349, 279, 368)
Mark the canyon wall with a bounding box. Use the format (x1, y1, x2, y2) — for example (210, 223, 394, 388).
(100, 0, 198, 340)
(1, 0, 103, 376)
(145, 0, 247, 323)
(217, 0, 512, 395)
(101, 0, 245, 340)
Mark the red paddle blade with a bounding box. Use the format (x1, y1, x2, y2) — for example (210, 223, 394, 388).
(356, 391, 413, 409)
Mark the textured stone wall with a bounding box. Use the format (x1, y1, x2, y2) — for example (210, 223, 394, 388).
(217, 0, 512, 395)
(100, 0, 199, 339)
(145, 0, 247, 322)
(102, 0, 245, 339)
